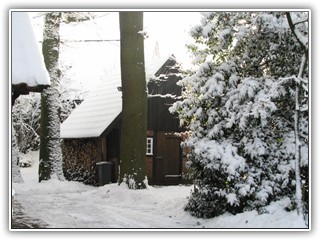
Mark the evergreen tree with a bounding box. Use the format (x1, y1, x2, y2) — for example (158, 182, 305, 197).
(39, 12, 64, 181)
(170, 12, 309, 218)
(118, 12, 148, 189)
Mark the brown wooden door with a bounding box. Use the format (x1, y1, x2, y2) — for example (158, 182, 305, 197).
(153, 131, 182, 185)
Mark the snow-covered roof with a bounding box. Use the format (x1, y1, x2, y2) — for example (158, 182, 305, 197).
(11, 12, 50, 91)
(60, 55, 176, 139)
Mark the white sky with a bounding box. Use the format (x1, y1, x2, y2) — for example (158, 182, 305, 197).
(29, 11, 202, 93)
(144, 12, 201, 62)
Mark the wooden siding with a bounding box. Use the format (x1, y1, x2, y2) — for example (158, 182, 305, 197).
(147, 74, 182, 132)
(106, 128, 121, 183)
(148, 74, 182, 95)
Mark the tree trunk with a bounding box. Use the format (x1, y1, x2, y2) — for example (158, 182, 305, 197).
(39, 12, 64, 182)
(118, 12, 148, 189)
(286, 12, 308, 216)
(12, 126, 24, 183)
(293, 54, 307, 216)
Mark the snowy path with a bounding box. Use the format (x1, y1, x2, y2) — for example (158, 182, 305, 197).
(11, 199, 48, 229)
(13, 180, 199, 229)
(11, 151, 307, 229)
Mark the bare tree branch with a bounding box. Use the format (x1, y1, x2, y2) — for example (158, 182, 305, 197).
(286, 12, 308, 57)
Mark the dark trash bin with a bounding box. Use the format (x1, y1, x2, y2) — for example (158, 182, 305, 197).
(96, 161, 113, 186)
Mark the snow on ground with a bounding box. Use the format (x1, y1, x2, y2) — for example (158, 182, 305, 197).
(12, 151, 308, 230)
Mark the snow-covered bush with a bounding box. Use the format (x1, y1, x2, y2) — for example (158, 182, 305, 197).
(12, 91, 82, 153)
(170, 12, 309, 218)
(12, 93, 41, 153)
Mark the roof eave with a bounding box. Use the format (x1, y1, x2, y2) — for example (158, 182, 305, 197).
(99, 112, 122, 138)
(12, 83, 50, 95)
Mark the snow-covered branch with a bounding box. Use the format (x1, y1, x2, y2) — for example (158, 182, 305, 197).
(138, 30, 149, 39)
(148, 93, 182, 99)
(278, 75, 308, 85)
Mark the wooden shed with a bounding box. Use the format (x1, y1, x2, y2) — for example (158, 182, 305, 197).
(60, 55, 188, 186)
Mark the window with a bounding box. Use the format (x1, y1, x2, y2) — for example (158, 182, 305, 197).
(146, 137, 153, 156)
